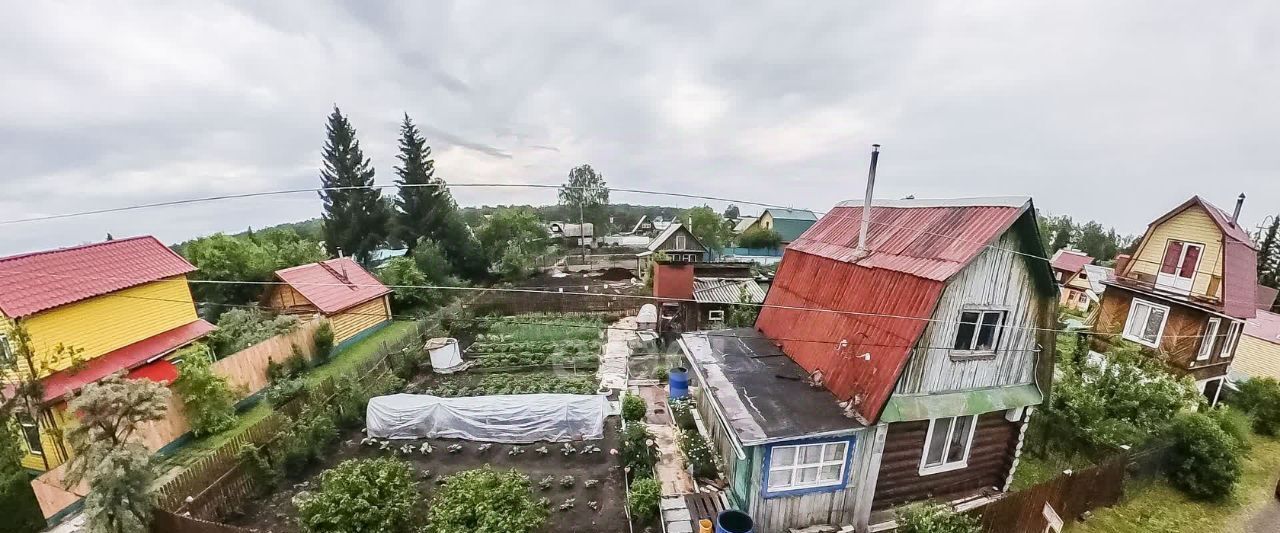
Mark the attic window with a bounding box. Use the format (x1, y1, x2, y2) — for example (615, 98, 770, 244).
(952, 310, 1005, 354)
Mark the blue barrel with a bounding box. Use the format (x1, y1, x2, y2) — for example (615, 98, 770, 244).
(668, 367, 689, 400)
(715, 510, 754, 533)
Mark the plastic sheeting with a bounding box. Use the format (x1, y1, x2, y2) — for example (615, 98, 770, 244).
(366, 393, 609, 443)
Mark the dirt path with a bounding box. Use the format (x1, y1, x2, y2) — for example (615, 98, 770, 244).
(598, 316, 635, 390)
(1244, 499, 1280, 533)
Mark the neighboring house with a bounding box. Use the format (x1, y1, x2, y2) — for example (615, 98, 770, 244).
(264, 258, 393, 344)
(1080, 264, 1114, 310)
(745, 208, 818, 244)
(650, 261, 762, 332)
(1232, 309, 1280, 382)
(637, 223, 708, 282)
(0, 237, 214, 471)
(732, 216, 759, 234)
(1092, 195, 1258, 406)
(680, 197, 1057, 532)
(1050, 249, 1095, 312)
(548, 221, 595, 247)
(368, 248, 408, 269)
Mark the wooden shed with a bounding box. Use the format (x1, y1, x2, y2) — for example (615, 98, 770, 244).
(265, 258, 393, 343)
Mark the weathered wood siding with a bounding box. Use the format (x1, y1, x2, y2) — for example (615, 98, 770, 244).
(872, 411, 1019, 511)
(895, 232, 1043, 395)
(1124, 205, 1225, 300)
(1093, 286, 1235, 380)
(653, 226, 707, 254)
(694, 386, 752, 508)
(330, 296, 391, 342)
(265, 284, 318, 313)
(743, 433, 874, 533)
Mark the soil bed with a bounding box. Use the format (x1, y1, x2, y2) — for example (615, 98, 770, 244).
(229, 418, 628, 533)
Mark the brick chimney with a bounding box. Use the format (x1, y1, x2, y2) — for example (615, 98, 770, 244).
(653, 262, 695, 300)
(1114, 254, 1131, 276)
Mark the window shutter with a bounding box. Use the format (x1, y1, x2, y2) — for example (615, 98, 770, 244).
(1160, 241, 1183, 274)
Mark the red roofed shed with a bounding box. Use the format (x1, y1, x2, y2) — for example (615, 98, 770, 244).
(265, 258, 393, 342)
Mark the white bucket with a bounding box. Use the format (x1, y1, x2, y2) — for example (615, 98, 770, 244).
(425, 338, 464, 373)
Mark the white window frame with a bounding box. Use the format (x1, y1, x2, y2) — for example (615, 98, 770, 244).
(766, 441, 849, 492)
(1220, 321, 1242, 359)
(1122, 298, 1169, 348)
(1196, 318, 1220, 361)
(952, 309, 1007, 355)
(0, 332, 13, 365)
(674, 234, 687, 250)
(707, 309, 725, 322)
(920, 415, 978, 475)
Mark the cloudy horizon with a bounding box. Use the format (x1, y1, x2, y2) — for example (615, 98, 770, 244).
(2, 0, 1278, 255)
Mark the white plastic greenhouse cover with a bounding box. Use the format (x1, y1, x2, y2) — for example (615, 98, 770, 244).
(365, 393, 609, 443)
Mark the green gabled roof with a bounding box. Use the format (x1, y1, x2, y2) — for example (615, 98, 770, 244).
(771, 217, 817, 242)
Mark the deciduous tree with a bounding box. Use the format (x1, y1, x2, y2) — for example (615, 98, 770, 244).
(171, 344, 237, 437)
(684, 206, 733, 253)
(477, 208, 547, 280)
(319, 106, 390, 263)
(558, 164, 610, 232)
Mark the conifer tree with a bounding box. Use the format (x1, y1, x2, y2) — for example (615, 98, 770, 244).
(319, 106, 389, 263)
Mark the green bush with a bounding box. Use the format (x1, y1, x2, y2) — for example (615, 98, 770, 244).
(1207, 406, 1253, 451)
(1234, 377, 1280, 436)
(297, 458, 422, 533)
(620, 423, 657, 480)
(172, 344, 238, 437)
(628, 477, 662, 524)
(894, 502, 981, 533)
(736, 227, 782, 249)
(312, 322, 335, 364)
(236, 443, 279, 494)
(265, 378, 307, 406)
(669, 398, 697, 430)
(427, 467, 547, 533)
(1, 427, 44, 533)
(1166, 412, 1242, 500)
(678, 430, 718, 479)
(274, 406, 339, 479)
(621, 394, 647, 422)
(286, 343, 311, 376)
(208, 308, 299, 358)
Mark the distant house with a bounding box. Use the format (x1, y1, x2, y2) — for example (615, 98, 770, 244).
(265, 258, 393, 344)
(1049, 249, 1095, 312)
(650, 260, 762, 332)
(368, 248, 408, 269)
(0, 237, 214, 471)
(680, 197, 1057, 532)
(1092, 195, 1258, 406)
(744, 208, 818, 244)
(732, 216, 759, 234)
(1232, 308, 1280, 382)
(637, 223, 708, 282)
(548, 221, 595, 247)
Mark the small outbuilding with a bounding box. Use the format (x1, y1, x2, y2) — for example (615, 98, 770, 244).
(265, 257, 393, 344)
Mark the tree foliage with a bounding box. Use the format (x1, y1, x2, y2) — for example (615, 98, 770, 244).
(723, 204, 740, 220)
(1166, 412, 1243, 500)
(206, 308, 299, 358)
(319, 106, 390, 263)
(894, 502, 981, 533)
(0, 423, 44, 533)
(1233, 377, 1280, 436)
(65, 374, 170, 533)
(427, 466, 548, 533)
(684, 205, 733, 253)
(628, 477, 662, 524)
(725, 287, 760, 328)
(296, 457, 423, 533)
(1258, 215, 1280, 310)
(621, 394, 646, 422)
(477, 208, 547, 280)
(558, 164, 610, 232)
(377, 239, 461, 310)
(171, 344, 238, 437)
(1035, 212, 1133, 262)
(181, 230, 325, 313)
(736, 226, 782, 249)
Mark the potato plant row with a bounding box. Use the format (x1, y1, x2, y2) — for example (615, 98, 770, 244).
(421, 373, 600, 397)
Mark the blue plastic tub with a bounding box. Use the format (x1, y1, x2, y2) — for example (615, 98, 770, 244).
(715, 510, 754, 533)
(668, 367, 689, 399)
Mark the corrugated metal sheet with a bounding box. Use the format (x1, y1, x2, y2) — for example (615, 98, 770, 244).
(693, 278, 766, 304)
(274, 258, 391, 315)
(1050, 249, 1093, 274)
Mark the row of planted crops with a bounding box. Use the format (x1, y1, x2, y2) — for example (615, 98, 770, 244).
(465, 313, 608, 370)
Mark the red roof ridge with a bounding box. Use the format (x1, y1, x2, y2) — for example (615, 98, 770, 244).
(0, 236, 172, 264)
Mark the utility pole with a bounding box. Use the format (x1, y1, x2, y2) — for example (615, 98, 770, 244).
(579, 195, 587, 266)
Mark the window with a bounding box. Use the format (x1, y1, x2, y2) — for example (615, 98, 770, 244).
(1220, 321, 1242, 359)
(953, 310, 1005, 353)
(1122, 298, 1169, 348)
(0, 333, 12, 365)
(1197, 318, 1220, 361)
(920, 415, 976, 475)
(707, 309, 725, 322)
(1078, 292, 1088, 305)
(16, 412, 42, 456)
(767, 441, 848, 492)
(1156, 240, 1203, 293)
(674, 234, 687, 250)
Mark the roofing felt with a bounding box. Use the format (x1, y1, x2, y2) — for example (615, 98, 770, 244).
(38, 319, 214, 403)
(1050, 249, 1094, 274)
(1245, 309, 1280, 345)
(0, 236, 197, 318)
(693, 278, 766, 304)
(273, 258, 391, 314)
(679, 328, 863, 446)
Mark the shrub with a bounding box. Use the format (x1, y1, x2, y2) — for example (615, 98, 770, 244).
(1207, 406, 1253, 451)
(427, 467, 547, 533)
(1234, 377, 1280, 436)
(296, 458, 422, 533)
(208, 308, 298, 358)
(628, 477, 662, 524)
(389, 345, 423, 381)
(669, 398, 697, 430)
(274, 406, 339, 479)
(621, 394, 647, 422)
(0, 427, 44, 533)
(285, 343, 310, 376)
(736, 227, 782, 249)
(894, 502, 981, 533)
(678, 430, 718, 479)
(312, 322, 335, 364)
(171, 344, 239, 437)
(236, 443, 279, 494)
(265, 378, 307, 406)
(620, 423, 657, 480)
(1166, 412, 1242, 500)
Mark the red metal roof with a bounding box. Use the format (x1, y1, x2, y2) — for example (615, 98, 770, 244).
(0, 236, 196, 318)
(39, 319, 213, 403)
(1245, 309, 1280, 345)
(1049, 249, 1093, 274)
(759, 197, 1041, 424)
(273, 258, 391, 314)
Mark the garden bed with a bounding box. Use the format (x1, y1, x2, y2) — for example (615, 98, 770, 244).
(228, 418, 628, 533)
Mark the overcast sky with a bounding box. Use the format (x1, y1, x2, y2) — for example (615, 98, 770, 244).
(2, 1, 1278, 255)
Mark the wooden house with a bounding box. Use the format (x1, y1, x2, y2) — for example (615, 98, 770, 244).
(679, 197, 1057, 532)
(650, 261, 763, 333)
(744, 208, 819, 244)
(0, 237, 213, 471)
(1231, 308, 1280, 382)
(264, 258, 392, 344)
(1091, 195, 1258, 405)
(1050, 249, 1095, 312)
(637, 223, 708, 282)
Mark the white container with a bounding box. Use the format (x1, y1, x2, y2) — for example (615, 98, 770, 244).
(425, 338, 464, 373)
(637, 304, 658, 331)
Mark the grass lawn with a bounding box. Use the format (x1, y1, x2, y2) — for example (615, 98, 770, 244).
(155, 321, 419, 475)
(1010, 449, 1096, 491)
(1069, 435, 1280, 532)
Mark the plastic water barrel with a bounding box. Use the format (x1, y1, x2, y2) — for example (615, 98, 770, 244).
(715, 510, 754, 533)
(669, 367, 690, 399)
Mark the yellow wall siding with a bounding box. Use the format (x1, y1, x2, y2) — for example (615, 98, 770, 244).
(18, 404, 72, 471)
(759, 211, 775, 231)
(1126, 206, 1224, 299)
(330, 296, 390, 342)
(1233, 335, 1280, 381)
(19, 276, 199, 380)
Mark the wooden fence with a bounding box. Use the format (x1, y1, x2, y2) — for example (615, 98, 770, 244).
(151, 509, 255, 533)
(469, 288, 649, 315)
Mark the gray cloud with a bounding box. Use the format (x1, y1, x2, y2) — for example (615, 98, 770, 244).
(2, 0, 1279, 255)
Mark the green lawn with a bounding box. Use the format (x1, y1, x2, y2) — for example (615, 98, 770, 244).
(1069, 435, 1280, 532)
(155, 321, 419, 474)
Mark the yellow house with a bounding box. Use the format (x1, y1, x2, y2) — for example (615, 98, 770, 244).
(0, 237, 213, 471)
(1232, 309, 1280, 382)
(264, 258, 392, 343)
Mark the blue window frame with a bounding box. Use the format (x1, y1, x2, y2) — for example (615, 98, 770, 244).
(760, 435, 857, 498)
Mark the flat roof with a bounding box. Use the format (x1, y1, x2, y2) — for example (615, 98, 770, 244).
(679, 328, 863, 446)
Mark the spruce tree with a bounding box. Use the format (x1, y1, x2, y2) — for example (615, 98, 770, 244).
(393, 114, 449, 252)
(319, 106, 389, 263)
(1257, 215, 1278, 287)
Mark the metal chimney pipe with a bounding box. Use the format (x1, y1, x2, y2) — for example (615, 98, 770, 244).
(857, 144, 881, 252)
(1232, 193, 1245, 226)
